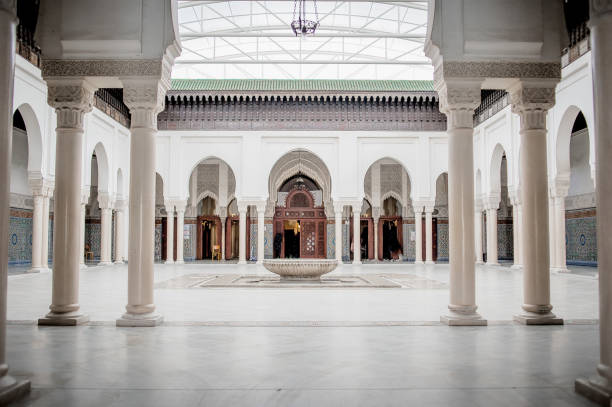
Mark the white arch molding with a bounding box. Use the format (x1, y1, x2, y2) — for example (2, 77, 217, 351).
(14, 103, 43, 177)
(556, 105, 594, 184)
(91, 142, 110, 194)
(488, 143, 506, 197)
(185, 156, 237, 207)
(183, 155, 239, 202)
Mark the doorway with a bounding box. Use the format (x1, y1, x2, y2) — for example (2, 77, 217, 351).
(283, 220, 301, 258)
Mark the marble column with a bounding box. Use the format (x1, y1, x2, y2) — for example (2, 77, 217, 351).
(98, 194, 113, 266)
(437, 80, 486, 325)
(424, 206, 434, 264)
(352, 203, 361, 264)
(575, 3, 612, 402)
(79, 192, 88, 268)
(551, 191, 569, 273)
(38, 79, 95, 326)
(510, 194, 522, 269)
(485, 205, 499, 266)
(474, 201, 484, 265)
(414, 206, 423, 264)
(0, 1, 31, 400)
(256, 206, 265, 264)
(373, 217, 379, 261)
(164, 204, 174, 264)
(175, 202, 185, 264)
(219, 215, 226, 261)
(510, 80, 562, 325)
(334, 206, 343, 262)
(238, 206, 247, 264)
(40, 191, 50, 272)
(29, 193, 43, 273)
(116, 78, 167, 327)
(113, 200, 125, 264)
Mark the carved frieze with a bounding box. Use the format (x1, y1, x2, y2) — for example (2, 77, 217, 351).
(42, 59, 163, 78)
(435, 61, 561, 85)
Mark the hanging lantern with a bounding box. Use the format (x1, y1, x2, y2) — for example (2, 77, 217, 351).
(291, 0, 320, 37)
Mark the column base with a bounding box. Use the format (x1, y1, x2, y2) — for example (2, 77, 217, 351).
(511, 264, 522, 270)
(441, 306, 487, 326)
(0, 375, 31, 405)
(353, 261, 362, 265)
(38, 311, 89, 326)
(414, 260, 424, 265)
(79, 263, 88, 269)
(425, 261, 435, 265)
(164, 260, 174, 265)
(238, 260, 247, 265)
(485, 262, 500, 267)
(175, 260, 184, 265)
(114, 260, 124, 265)
(39, 267, 51, 273)
(98, 261, 113, 266)
(476, 260, 484, 265)
(27, 267, 42, 273)
(575, 376, 612, 406)
(513, 311, 563, 325)
(551, 267, 571, 273)
(116, 312, 163, 327)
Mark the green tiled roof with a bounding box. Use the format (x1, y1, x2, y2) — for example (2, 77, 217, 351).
(171, 79, 434, 92)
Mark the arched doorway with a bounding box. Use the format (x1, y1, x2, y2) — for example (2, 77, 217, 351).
(272, 175, 327, 259)
(196, 196, 221, 260)
(380, 197, 403, 260)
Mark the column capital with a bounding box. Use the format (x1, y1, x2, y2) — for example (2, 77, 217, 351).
(484, 194, 501, 211)
(164, 201, 175, 215)
(237, 201, 249, 214)
(121, 78, 169, 129)
(549, 179, 570, 199)
(175, 200, 188, 213)
(509, 80, 558, 131)
(350, 201, 363, 213)
(436, 79, 482, 129)
(98, 192, 114, 210)
(372, 206, 381, 221)
(46, 79, 96, 129)
(114, 199, 127, 211)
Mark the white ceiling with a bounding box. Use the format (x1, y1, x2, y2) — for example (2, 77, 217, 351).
(175, 0, 433, 80)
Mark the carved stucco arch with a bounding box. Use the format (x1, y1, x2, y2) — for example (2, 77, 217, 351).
(488, 143, 507, 197)
(380, 190, 403, 207)
(267, 149, 333, 216)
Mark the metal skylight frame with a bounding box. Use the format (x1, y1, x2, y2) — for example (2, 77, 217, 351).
(175, 0, 432, 80)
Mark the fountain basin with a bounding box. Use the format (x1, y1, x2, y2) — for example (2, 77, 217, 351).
(262, 259, 339, 280)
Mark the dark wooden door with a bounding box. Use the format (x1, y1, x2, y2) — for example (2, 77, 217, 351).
(300, 221, 317, 258)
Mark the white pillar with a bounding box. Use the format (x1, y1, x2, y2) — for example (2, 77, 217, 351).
(116, 78, 168, 327)
(98, 194, 113, 266)
(424, 207, 434, 264)
(219, 216, 226, 261)
(175, 202, 185, 264)
(256, 206, 265, 264)
(474, 202, 484, 265)
(113, 201, 125, 264)
(79, 193, 88, 268)
(437, 80, 486, 325)
(38, 79, 95, 326)
(373, 217, 379, 261)
(575, 3, 612, 402)
(164, 204, 174, 264)
(238, 206, 247, 264)
(550, 189, 569, 273)
(334, 207, 343, 262)
(414, 207, 423, 264)
(0, 2, 31, 400)
(510, 195, 522, 269)
(485, 206, 499, 266)
(29, 193, 43, 273)
(352, 203, 361, 264)
(510, 80, 562, 325)
(40, 192, 50, 272)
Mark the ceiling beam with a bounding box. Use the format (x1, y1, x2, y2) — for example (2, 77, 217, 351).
(175, 59, 431, 65)
(181, 33, 425, 39)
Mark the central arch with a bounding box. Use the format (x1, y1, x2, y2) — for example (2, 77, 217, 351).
(267, 150, 332, 259)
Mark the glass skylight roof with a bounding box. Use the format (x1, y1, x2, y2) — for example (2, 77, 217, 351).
(175, 1, 432, 80)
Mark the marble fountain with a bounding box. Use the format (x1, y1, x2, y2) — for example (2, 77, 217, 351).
(262, 259, 339, 280)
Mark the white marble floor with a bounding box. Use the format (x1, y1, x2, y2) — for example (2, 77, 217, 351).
(7, 262, 599, 324)
(5, 263, 602, 406)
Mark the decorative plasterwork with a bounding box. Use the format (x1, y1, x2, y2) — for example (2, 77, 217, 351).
(122, 79, 169, 128)
(42, 60, 164, 78)
(436, 81, 481, 129)
(46, 79, 95, 129)
(434, 61, 561, 85)
(509, 81, 557, 131)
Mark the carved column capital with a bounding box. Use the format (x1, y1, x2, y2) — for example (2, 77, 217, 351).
(114, 199, 127, 212)
(46, 79, 96, 129)
(175, 200, 188, 214)
(436, 80, 482, 130)
(121, 79, 169, 129)
(509, 81, 557, 131)
(97, 192, 114, 210)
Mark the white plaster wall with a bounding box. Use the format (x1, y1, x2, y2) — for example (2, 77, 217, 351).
(568, 129, 595, 197)
(157, 131, 449, 205)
